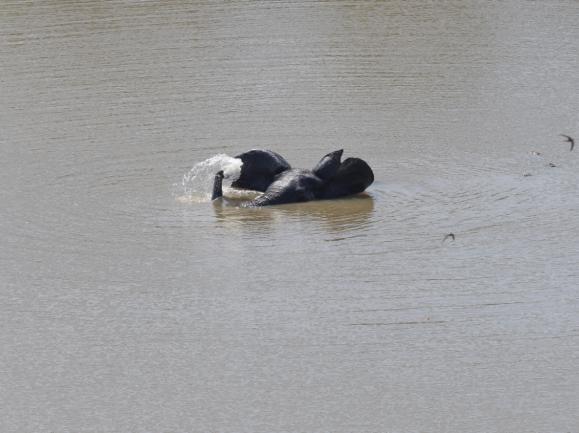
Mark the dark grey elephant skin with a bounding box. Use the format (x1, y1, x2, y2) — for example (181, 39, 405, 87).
(230, 149, 291, 192)
(319, 157, 374, 199)
(212, 149, 373, 207)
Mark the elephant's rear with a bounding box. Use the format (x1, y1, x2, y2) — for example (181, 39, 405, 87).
(321, 157, 374, 199)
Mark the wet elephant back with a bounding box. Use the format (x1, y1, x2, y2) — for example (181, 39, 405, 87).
(247, 169, 323, 206)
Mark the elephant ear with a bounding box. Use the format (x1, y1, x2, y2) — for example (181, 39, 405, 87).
(312, 149, 343, 181)
(321, 157, 374, 199)
(231, 149, 291, 192)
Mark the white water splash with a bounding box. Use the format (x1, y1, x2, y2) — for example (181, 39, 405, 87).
(176, 154, 243, 202)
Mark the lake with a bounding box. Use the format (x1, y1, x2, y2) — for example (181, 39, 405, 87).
(1, 1, 579, 432)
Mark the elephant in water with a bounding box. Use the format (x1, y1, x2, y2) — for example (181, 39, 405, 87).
(230, 149, 291, 192)
(211, 149, 374, 207)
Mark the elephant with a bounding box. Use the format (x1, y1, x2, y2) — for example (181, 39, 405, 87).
(211, 149, 374, 207)
(230, 149, 291, 192)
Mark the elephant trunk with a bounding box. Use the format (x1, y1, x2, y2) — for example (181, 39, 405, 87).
(211, 171, 224, 200)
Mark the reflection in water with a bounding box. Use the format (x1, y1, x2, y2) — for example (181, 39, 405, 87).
(212, 193, 374, 234)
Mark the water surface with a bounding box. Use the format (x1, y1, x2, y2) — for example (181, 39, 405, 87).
(1, 1, 579, 432)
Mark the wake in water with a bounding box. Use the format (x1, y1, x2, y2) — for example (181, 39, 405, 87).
(176, 154, 247, 203)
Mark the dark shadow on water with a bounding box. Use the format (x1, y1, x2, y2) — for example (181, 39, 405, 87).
(212, 193, 375, 234)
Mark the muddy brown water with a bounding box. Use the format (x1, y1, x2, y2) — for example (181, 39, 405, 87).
(1, 1, 579, 432)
